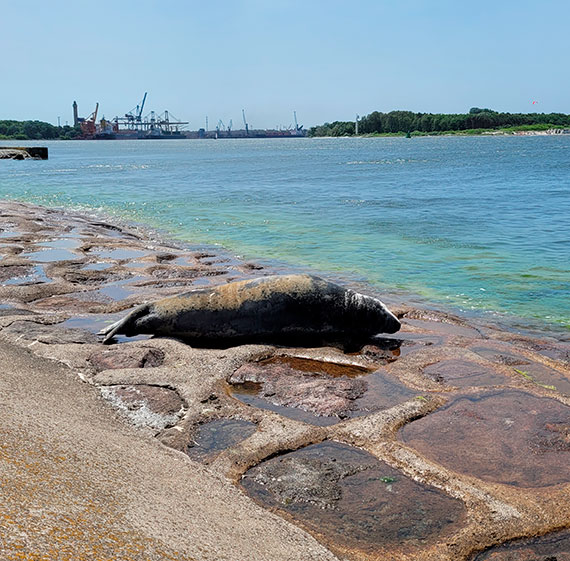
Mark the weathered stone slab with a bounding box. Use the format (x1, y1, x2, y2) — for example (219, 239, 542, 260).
(512, 362, 570, 395)
(400, 390, 570, 487)
(100, 384, 184, 430)
(471, 345, 531, 366)
(88, 346, 165, 372)
(2, 321, 98, 344)
(423, 359, 510, 387)
(242, 441, 466, 554)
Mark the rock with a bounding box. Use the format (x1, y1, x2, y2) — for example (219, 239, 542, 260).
(99, 384, 184, 430)
(88, 347, 165, 372)
(400, 390, 570, 487)
(2, 321, 98, 344)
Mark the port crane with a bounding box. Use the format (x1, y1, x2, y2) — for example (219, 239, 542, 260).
(118, 92, 148, 129)
(242, 109, 249, 136)
(111, 94, 188, 136)
(78, 102, 99, 136)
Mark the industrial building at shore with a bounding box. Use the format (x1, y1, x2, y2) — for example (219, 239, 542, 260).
(73, 94, 306, 140)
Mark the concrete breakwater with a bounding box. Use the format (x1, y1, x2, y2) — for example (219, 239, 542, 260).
(0, 200, 568, 561)
(0, 146, 48, 159)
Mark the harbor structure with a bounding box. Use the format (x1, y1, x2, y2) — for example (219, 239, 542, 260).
(72, 96, 306, 139)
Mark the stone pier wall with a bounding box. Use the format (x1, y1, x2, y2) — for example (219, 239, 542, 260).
(0, 146, 48, 159)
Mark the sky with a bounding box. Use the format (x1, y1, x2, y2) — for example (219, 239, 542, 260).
(1, 0, 569, 129)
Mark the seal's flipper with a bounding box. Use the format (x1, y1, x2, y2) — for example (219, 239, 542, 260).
(98, 304, 150, 344)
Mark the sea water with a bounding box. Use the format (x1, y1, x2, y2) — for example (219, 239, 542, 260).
(0, 136, 568, 333)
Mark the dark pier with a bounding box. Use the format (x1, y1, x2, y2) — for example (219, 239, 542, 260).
(0, 147, 48, 160)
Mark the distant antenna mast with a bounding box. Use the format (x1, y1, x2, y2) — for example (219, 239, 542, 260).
(205, 116, 208, 131)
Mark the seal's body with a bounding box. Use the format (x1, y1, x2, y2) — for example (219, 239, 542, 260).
(99, 274, 400, 347)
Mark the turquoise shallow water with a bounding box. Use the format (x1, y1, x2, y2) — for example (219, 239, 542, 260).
(1, 137, 568, 333)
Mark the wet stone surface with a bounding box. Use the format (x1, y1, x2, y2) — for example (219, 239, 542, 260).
(400, 390, 570, 487)
(512, 363, 570, 396)
(2, 321, 98, 344)
(229, 356, 415, 425)
(1, 264, 50, 285)
(403, 317, 482, 339)
(242, 441, 467, 554)
(423, 359, 511, 387)
(88, 346, 165, 372)
(100, 384, 184, 430)
(379, 333, 445, 356)
(0, 306, 35, 317)
(186, 419, 257, 461)
(471, 346, 531, 366)
(471, 528, 570, 560)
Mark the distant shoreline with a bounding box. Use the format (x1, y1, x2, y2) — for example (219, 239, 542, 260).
(311, 127, 570, 139)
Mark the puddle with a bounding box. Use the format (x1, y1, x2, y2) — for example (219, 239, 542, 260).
(91, 276, 145, 301)
(83, 262, 113, 271)
(123, 262, 150, 269)
(173, 256, 196, 267)
(186, 419, 257, 461)
(229, 356, 415, 426)
(242, 441, 466, 554)
(43, 237, 82, 250)
(0, 230, 19, 239)
(423, 359, 510, 388)
(62, 313, 151, 343)
(192, 277, 214, 287)
(98, 284, 135, 301)
(93, 248, 149, 260)
(400, 390, 570, 487)
(471, 528, 570, 560)
(266, 356, 373, 377)
(21, 248, 81, 262)
(3, 264, 50, 285)
(100, 384, 184, 430)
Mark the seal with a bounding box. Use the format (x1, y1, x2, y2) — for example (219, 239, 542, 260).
(99, 274, 400, 348)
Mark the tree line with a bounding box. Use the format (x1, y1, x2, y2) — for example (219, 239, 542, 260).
(308, 108, 570, 137)
(0, 120, 81, 140)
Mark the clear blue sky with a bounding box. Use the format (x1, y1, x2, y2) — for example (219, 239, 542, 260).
(1, 0, 569, 129)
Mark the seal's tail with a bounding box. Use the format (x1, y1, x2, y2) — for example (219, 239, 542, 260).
(98, 304, 149, 344)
